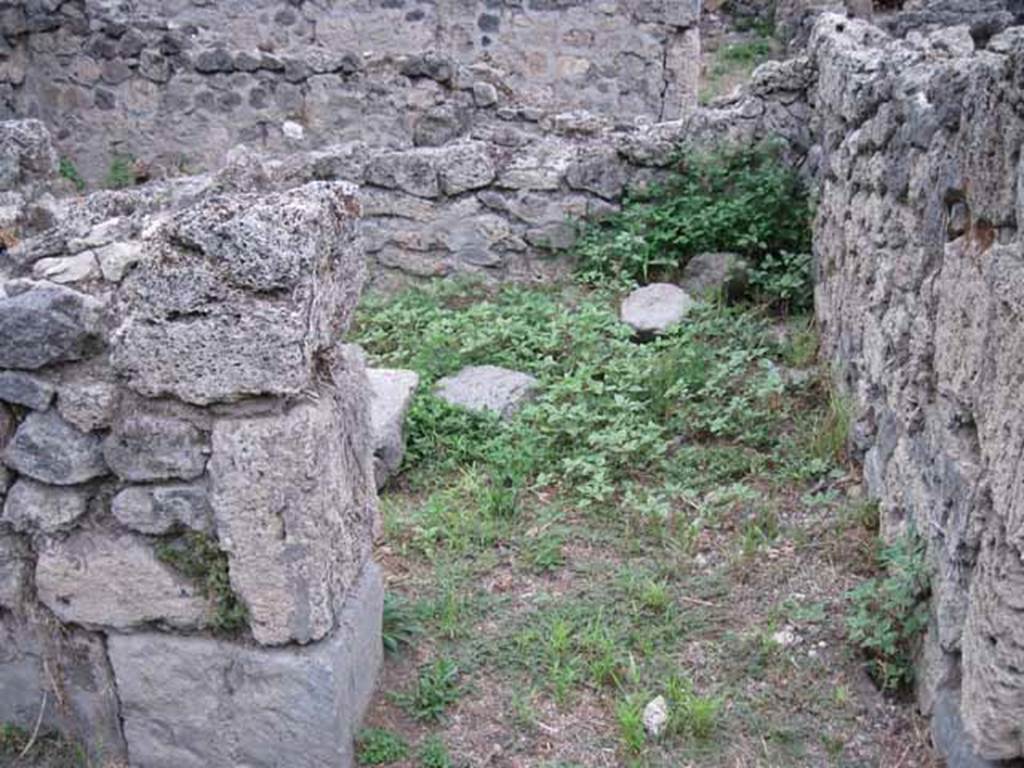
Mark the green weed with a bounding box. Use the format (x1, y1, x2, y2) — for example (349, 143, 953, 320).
(58, 157, 86, 192)
(846, 533, 930, 691)
(156, 532, 247, 634)
(356, 727, 410, 765)
(574, 143, 811, 290)
(417, 735, 453, 768)
(105, 153, 136, 189)
(394, 658, 462, 722)
(382, 592, 422, 653)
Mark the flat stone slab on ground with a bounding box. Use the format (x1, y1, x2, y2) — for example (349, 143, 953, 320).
(433, 365, 538, 419)
(620, 283, 695, 336)
(367, 368, 419, 488)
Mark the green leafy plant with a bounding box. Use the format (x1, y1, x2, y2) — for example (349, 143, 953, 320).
(573, 143, 812, 297)
(356, 727, 410, 765)
(394, 658, 462, 722)
(749, 250, 814, 313)
(615, 695, 647, 755)
(418, 735, 453, 768)
(156, 532, 248, 634)
(846, 533, 931, 691)
(382, 592, 423, 653)
(58, 157, 86, 192)
(105, 153, 136, 189)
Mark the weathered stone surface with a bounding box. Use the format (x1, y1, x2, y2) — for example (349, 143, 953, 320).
(811, 13, 1024, 762)
(3, 409, 108, 485)
(32, 251, 100, 284)
(95, 240, 144, 282)
(680, 252, 749, 301)
(2, 478, 89, 532)
(438, 142, 497, 196)
(367, 368, 419, 489)
(366, 151, 440, 198)
(0, 282, 104, 370)
(108, 561, 383, 768)
(35, 529, 208, 630)
(209, 352, 375, 646)
(57, 380, 119, 432)
(0, 612, 128, 763)
(112, 483, 212, 535)
(434, 365, 539, 420)
(103, 414, 207, 482)
(0, 119, 57, 191)
(0, 532, 31, 608)
(110, 182, 364, 405)
(0, 370, 55, 410)
(620, 283, 695, 336)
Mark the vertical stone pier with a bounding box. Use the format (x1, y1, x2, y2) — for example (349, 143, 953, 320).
(0, 121, 381, 767)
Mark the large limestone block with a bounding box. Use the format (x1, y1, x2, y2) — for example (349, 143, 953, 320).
(367, 367, 419, 488)
(209, 349, 376, 646)
(35, 529, 208, 630)
(108, 561, 383, 768)
(0, 281, 104, 370)
(110, 181, 365, 405)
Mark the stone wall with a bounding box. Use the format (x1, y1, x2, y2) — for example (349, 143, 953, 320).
(0, 120, 382, 766)
(0, 0, 703, 184)
(811, 14, 1024, 763)
(227, 60, 814, 290)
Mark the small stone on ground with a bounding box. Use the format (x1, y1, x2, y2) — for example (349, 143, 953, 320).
(434, 365, 538, 419)
(620, 283, 694, 337)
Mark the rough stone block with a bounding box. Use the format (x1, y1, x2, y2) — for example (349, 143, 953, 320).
(57, 379, 119, 432)
(3, 409, 108, 485)
(209, 350, 375, 646)
(103, 413, 208, 482)
(112, 482, 212, 535)
(35, 529, 208, 630)
(0, 612, 127, 763)
(434, 365, 539, 420)
(367, 367, 419, 488)
(0, 281, 104, 370)
(0, 119, 58, 191)
(108, 561, 383, 768)
(2, 478, 89, 532)
(620, 283, 695, 336)
(0, 531, 31, 608)
(110, 182, 365, 405)
(0, 370, 55, 410)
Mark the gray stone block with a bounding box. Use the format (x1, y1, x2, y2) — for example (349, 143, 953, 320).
(620, 283, 695, 337)
(110, 182, 365, 405)
(209, 351, 375, 646)
(2, 478, 89, 532)
(0, 370, 55, 410)
(112, 483, 212, 535)
(3, 409, 108, 485)
(0, 119, 58, 191)
(0, 531, 31, 609)
(0, 282, 104, 370)
(434, 365, 539, 420)
(108, 561, 384, 768)
(103, 413, 208, 482)
(35, 529, 208, 630)
(0, 611, 127, 763)
(56, 380, 119, 432)
(367, 367, 419, 488)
